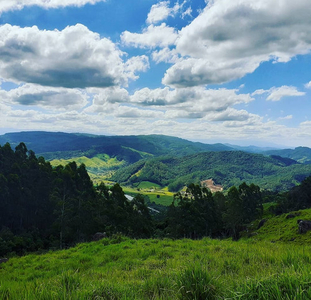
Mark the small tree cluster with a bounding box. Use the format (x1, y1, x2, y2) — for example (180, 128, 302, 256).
(166, 182, 263, 240)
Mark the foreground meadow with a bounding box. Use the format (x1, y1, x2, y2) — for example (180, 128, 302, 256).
(1, 236, 311, 299)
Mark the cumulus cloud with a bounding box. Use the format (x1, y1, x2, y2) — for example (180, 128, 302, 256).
(163, 57, 261, 87)
(163, 0, 311, 87)
(147, 1, 171, 24)
(115, 106, 163, 119)
(84, 87, 130, 113)
(252, 86, 305, 101)
(146, 1, 187, 24)
(0, 84, 88, 110)
(128, 86, 254, 120)
(0, 0, 106, 14)
(131, 86, 253, 110)
(124, 56, 150, 80)
(83, 86, 254, 122)
(207, 108, 260, 123)
(121, 24, 178, 49)
(305, 81, 311, 89)
(0, 24, 148, 88)
(152, 48, 180, 64)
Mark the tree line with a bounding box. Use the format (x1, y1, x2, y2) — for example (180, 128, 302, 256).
(0, 143, 152, 256)
(164, 182, 263, 240)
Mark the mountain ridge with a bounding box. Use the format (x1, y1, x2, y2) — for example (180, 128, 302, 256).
(1, 131, 311, 191)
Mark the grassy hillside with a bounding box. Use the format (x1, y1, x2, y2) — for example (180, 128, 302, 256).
(49, 154, 126, 183)
(246, 208, 311, 244)
(2, 233, 311, 299)
(122, 183, 175, 206)
(111, 151, 311, 191)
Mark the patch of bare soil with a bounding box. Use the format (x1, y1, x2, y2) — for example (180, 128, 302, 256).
(201, 179, 223, 193)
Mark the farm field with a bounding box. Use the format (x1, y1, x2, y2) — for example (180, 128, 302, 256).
(122, 181, 175, 206)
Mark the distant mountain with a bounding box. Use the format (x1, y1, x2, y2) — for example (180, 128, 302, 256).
(0, 132, 234, 180)
(110, 151, 311, 192)
(263, 147, 311, 164)
(224, 144, 282, 153)
(2, 131, 310, 191)
(0, 131, 233, 161)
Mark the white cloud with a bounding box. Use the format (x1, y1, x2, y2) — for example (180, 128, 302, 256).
(0, 24, 148, 88)
(206, 108, 260, 123)
(83, 86, 254, 122)
(0, 84, 89, 110)
(84, 87, 130, 113)
(115, 106, 163, 119)
(130, 86, 253, 118)
(121, 24, 178, 49)
(251, 89, 267, 96)
(146, 1, 188, 24)
(278, 115, 293, 120)
(0, 0, 106, 14)
(152, 48, 180, 64)
(124, 56, 150, 80)
(181, 7, 192, 19)
(163, 57, 261, 87)
(305, 81, 311, 89)
(267, 86, 305, 101)
(163, 0, 311, 87)
(252, 86, 305, 101)
(3, 100, 311, 147)
(147, 1, 171, 24)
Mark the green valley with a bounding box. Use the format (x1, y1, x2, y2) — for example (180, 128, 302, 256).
(1, 132, 311, 194)
(111, 151, 311, 192)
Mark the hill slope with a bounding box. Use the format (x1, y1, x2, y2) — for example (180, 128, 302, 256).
(263, 147, 311, 164)
(0, 131, 233, 180)
(2, 234, 311, 299)
(111, 151, 311, 191)
(0, 131, 233, 158)
(246, 208, 311, 244)
(2, 131, 311, 189)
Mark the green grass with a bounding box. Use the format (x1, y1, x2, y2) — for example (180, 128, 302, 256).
(121, 146, 154, 159)
(50, 155, 125, 183)
(245, 208, 311, 244)
(2, 236, 311, 299)
(122, 184, 174, 206)
(50, 154, 125, 170)
(135, 181, 161, 189)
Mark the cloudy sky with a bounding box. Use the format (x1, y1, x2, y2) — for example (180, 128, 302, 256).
(1, 0, 311, 147)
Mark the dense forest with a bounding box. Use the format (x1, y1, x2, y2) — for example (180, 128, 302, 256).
(0, 143, 152, 256)
(111, 151, 311, 192)
(1, 142, 311, 257)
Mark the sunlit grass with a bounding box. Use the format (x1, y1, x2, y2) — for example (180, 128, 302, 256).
(2, 235, 311, 299)
(122, 185, 174, 206)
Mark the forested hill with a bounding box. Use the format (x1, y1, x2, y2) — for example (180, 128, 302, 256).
(110, 151, 311, 192)
(263, 147, 311, 164)
(2, 132, 311, 191)
(0, 131, 233, 162)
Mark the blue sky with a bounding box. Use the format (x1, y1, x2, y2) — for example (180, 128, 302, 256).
(0, 0, 311, 147)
